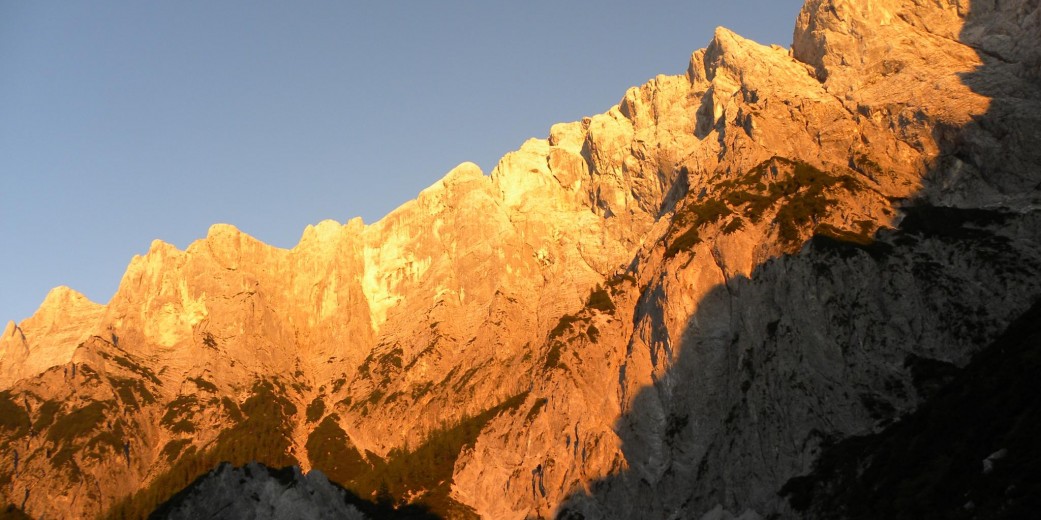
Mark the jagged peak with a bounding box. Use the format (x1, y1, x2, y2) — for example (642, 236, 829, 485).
(294, 218, 353, 254)
(368, 162, 491, 229)
(206, 222, 244, 242)
(42, 285, 90, 304)
(120, 239, 185, 285)
(711, 25, 743, 48)
(194, 222, 273, 254)
(442, 161, 485, 184)
(2, 321, 19, 340)
(14, 285, 102, 346)
(302, 219, 344, 242)
(548, 120, 588, 153)
(415, 161, 488, 205)
(489, 137, 559, 209)
(699, 26, 755, 81)
(148, 238, 178, 254)
(490, 137, 551, 181)
(694, 25, 800, 85)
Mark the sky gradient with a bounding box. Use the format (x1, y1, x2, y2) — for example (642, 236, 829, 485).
(1, 1, 804, 323)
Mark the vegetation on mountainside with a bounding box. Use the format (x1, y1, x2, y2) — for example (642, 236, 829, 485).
(47, 401, 113, 469)
(104, 379, 297, 520)
(220, 396, 243, 422)
(306, 396, 326, 423)
(95, 348, 162, 385)
(549, 314, 589, 341)
(152, 463, 440, 520)
(186, 376, 218, 393)
(525, 398, 549, 425)
(160, 439, 193, 463)
(665, 156, 864, 257)
(305, 415, 368, 485)
(75, 363, 101, 384)
(0, 392, 29, 488)
(605, 271, 638, 293)
(83, 424, 128, 463)
(585, 284, 616, 314)
(32, 400, 60, 431)
(543, 284, 618, 371)
(544, 340, 568, 371)
(2, 373, 156, 487)
(306, 393, 528, 519)
(109, 376, 157, 409)
(161, 395, 200, 434)
(359, 347, 404, 377)
(0, 392, 29, 439)
(664, 198, 732, 258)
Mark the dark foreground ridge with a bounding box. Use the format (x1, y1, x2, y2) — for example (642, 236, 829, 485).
(781, 298, 1041, 519)
(150, 461, 440, 520)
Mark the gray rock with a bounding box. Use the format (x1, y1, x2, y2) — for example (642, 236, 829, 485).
(153, 462, 367, 520)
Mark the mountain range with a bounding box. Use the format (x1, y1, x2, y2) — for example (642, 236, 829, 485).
(2, 0, 1040, 518)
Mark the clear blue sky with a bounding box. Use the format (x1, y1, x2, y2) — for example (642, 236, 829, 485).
(1, 1, 803, 323)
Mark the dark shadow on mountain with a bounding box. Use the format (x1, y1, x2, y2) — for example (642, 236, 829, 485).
(150, 461, 440, 520)
(779, 297, 1041, 519)
(552, 204, 1041, 520)
(0, 505, 31, 520)
(921, 3, 1041, 208)
(552, 2, 1041, 519)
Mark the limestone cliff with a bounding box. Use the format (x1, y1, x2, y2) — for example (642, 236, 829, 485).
(1, 0, 1040, 519)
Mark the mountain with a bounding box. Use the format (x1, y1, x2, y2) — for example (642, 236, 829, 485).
(2, 0, 1040, 518)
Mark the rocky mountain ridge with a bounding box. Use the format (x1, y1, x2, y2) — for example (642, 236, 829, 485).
(2, 0, 1040, 518)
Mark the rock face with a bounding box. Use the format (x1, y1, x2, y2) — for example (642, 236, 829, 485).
(0, 287, 103, 389)
(1, 0, 1040, 519)
(779, 298, 1041, 519)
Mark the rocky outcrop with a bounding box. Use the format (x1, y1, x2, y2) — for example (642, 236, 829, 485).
(0, 287, 103, 388)
(1, 0, 1039, 519)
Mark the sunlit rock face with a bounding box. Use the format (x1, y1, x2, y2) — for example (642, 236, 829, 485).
(0, 287, 103, 389)
(453, 2, 1041, 517)
(2, 0, 1040, 519)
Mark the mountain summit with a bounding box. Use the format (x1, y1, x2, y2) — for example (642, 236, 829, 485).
(2, 1, 1040, 518)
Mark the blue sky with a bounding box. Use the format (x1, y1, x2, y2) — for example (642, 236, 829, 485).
(1, 1, 803, 323)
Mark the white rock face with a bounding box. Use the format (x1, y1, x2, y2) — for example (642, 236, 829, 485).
(0, 287, 103, 388)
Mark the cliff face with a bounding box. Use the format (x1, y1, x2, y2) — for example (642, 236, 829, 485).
(1, 287, 104, 389)
(2, 0, 1040, 519)
(452, 2, 1041, 517)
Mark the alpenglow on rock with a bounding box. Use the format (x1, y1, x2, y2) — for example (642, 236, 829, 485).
(1, 0, 1040, 518)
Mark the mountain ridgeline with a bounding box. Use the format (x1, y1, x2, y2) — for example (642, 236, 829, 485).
(2, 0, 1040, 518)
